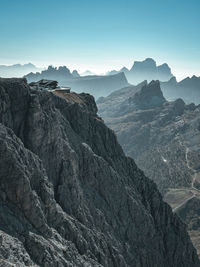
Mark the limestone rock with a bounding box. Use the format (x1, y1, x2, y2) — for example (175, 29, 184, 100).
(0, 78, 199, 266)
(97, 80, 200, 256)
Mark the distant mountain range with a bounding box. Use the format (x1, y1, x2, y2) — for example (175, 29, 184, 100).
(80, 70, 96, 76)
(26, 65, 76, 80)
(25, 65, 129, 98)
(107, 58, 173, 84)
(0, 63, 42, 78)
(161, 75, 200, 104)
(2, 59, 199, 104)
(97, 80, 200, 255)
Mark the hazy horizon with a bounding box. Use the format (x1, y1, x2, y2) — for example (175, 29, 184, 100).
(0, 58, 199, 82)
(1, 0, 200, 81)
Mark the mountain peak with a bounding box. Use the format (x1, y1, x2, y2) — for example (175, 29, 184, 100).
(123, 58, 174, 84)
(132, 80, 166, 109)
(191, 75, 199, 80)
(169, 76, 177, 83)
(157, 63, 171, 71)
(144, 57, 156, 63)
(25, 63, 36, 67)
(131, 58, 156, 71)
(72, 69, 80, 77)
(120, 67, 129, 73)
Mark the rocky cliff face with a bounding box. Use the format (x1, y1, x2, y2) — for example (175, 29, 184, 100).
(0, 78, 199, 266)
(129, 80, 166, 109)
(97, 80, 200, 256)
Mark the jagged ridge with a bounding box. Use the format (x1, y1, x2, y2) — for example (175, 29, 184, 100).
(0, 78, 199, 266)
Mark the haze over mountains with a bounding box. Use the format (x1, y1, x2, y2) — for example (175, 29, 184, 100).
(161, 76, 200, 105)
(0, 63, 42, 78)
(106, 58, 200, 104)
(80, 70, 96, 76)
(25, 65, 129, 98)
(1, 58, 200, 104)
(97, 80, 200, 255)
(107, 58, 173, 84)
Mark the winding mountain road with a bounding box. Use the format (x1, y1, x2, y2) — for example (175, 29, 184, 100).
(172, 145, 200, 212)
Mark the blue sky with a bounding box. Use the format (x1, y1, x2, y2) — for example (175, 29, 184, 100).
(0, 0, 200, 79)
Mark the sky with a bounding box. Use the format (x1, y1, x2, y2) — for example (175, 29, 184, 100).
(0, 0, 200, 80)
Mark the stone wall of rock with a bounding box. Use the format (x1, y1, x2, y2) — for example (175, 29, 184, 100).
(0, 78, 199, 266)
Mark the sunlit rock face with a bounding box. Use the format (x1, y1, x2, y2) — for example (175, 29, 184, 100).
(97, 80, 200, 256)
(0, 78, 199, 266)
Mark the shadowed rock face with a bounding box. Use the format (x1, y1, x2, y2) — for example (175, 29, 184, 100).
(0, 63, 42, 78)
(130, 80, 166, 109)
(97, 80, 200, 256)
(0, 78, 199, 266)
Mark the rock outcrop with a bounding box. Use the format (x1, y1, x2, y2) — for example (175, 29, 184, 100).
(0, 78, 199, 266)
(130, 80, 166, 109)
(29, 79, 58, 90)
(97, 80, 200, 255)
